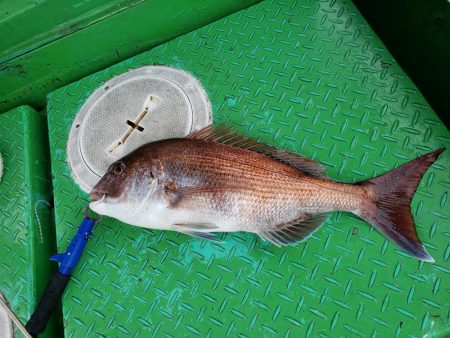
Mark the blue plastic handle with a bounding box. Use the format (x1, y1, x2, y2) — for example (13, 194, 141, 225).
(50, 217, 96, 276)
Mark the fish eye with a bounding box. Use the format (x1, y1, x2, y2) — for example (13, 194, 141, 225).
(112, 163, 125, 175)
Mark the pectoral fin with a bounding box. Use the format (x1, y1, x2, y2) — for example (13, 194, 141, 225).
(165, 184, 233, 209)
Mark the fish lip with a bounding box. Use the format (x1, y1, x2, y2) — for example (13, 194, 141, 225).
(89, 191, 107, 201)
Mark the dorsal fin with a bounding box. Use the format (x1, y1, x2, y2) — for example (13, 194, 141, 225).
(187, 125, 326, 178)
(268, 149, 326, 178)
(259, 214, 329, 246)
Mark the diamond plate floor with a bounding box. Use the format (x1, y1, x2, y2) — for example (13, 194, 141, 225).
(0, 106, 56, 338)
(47, 0, 449, 336)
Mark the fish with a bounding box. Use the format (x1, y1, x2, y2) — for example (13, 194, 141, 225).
(89, 125, 445, 262)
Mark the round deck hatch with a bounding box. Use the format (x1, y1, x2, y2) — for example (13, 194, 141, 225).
(68, 66, 212, 192)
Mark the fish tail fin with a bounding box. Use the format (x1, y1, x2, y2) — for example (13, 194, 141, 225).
(357, 148, 444, 262)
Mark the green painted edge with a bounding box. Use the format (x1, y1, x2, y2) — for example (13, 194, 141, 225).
(0, 0, 144, 64)
(0, 105, 58, 337)
(21, 106, 59, 338)
(0, 0, 261, 114)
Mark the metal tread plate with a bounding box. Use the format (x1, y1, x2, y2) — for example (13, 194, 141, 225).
(47, 0, 449, 336)
(0, 106, 55, 338)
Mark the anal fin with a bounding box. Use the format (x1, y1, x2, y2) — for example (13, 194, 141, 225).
(259, 214, 329, 247)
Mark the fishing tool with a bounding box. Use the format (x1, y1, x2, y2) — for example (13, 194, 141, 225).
(23, 205, 102, 337)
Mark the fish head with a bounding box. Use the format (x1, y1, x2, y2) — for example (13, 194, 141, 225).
(89, 148, 157, 219)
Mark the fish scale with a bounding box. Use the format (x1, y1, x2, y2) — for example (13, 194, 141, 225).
(156, 140, 357, 220)
(162, 144, 362, 211)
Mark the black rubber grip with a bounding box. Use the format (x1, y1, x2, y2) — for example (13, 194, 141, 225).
(25, 271, 70, 336)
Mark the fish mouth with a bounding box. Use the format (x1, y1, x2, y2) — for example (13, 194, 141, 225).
(89, 193, 106, 213)
(89, 191, 107, 202)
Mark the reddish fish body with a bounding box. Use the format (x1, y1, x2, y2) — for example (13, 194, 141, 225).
(148, 139, 362, 227)
(90, 125, 443, 261)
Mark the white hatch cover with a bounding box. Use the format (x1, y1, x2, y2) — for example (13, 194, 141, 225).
(67, 66, 212, 193)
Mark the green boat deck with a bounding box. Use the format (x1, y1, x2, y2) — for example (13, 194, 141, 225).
(48, 0, 449, 336)
(1, 0, 449, 337)
(0, 106, 56, 338)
